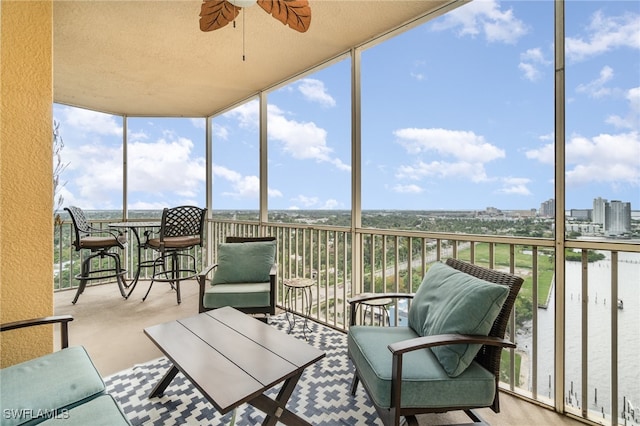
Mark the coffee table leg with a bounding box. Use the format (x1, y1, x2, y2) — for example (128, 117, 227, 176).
(247, 371, 311, 426)
(149, 365, 179, 398)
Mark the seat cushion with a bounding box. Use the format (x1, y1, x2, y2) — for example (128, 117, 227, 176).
(79, 236, 124, 250)
(203, 282, 271, 309)
(408, 262, 509, 377)
(211, 241, 276, 284)
(347, 326, 496, 410)
(147, 236, 200, 250)
(0, 346, 106, 426)
(38, 395, 130, 426)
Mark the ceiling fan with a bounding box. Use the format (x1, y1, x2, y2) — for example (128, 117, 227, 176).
(200, 0, 311, 33)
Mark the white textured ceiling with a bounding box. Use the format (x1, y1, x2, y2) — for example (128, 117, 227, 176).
(54, 0, 465, 117)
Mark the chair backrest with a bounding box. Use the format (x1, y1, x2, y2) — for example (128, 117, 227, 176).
(160, 206, 207, 243)
(445, 258, 523, 391)
(65, 206, 90, 251)
(225, 236, 276, 244)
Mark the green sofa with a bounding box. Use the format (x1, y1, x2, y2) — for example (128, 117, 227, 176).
(1, 316, 130, 426)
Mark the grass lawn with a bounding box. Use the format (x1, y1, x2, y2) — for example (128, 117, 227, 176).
(501, 350, 523, 386)
(459, 243, 555, 307)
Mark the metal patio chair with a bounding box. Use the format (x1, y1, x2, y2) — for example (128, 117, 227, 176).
(65, 206, 128, 304)
(141, 205, 206, 304)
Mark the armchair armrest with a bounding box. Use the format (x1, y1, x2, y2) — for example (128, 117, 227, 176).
(387, 333, 515, 413)
(388, 333, 516, 355)
(348, 292, 414, 326)
(198, 264, 218, 313)
(1, 315, 74, 349)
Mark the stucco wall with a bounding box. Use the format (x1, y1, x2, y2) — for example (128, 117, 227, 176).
(1, 0, 54, 367)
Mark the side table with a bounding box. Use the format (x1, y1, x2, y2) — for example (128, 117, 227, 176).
(358, 293, 392, 326)
(283, 278, 315, 339)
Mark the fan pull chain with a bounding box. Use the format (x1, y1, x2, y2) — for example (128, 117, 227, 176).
(242, 10, 246, 61)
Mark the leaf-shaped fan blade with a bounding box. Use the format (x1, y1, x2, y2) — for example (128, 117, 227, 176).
(200, 0, 241, 32)
(258, 0, 311, 33)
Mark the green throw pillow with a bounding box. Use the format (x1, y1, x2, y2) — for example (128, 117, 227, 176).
(211, 240, 276, 284)
(408, 261, 509, 377)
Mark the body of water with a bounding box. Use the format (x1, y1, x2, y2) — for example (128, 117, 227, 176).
(524, 252, 640, 424)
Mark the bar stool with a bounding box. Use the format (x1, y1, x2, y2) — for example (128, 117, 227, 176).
(65, 206, 128, 304)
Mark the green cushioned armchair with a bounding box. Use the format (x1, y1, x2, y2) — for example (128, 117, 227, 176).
(198, 237, 277, 322)
(347, 258, 523, 426)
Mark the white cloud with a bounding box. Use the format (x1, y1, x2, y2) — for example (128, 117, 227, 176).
(190, 118, 206, 129)
(392, 127, 535, 195)
(60, 106, 122, 136)
(68, 137, 203, 206)
(527, 131, 640, 188)
(224, 100, 349, 171)
(213, 164, 282, 200)
(289, 195, 341, 209)
(61, 142, 124, 207)
(298, 79, 336, 107)
(576, 66, 614, 98)
(566, 10, 640, 62)
(322, 199, 340, 209)
(213, 123, 230, 141)
(525, 139, 554, 165)
(497, 177, 532, 196)
(410, 60, 427, 81)
(606, 86, 640, 130)
(519, 47, 551, 82)
(392, 184, 424, 194)
(226, 101, 259, 129)
(269, 188, 284, 198)
(268, 104, 350, 171)
(431, 0, 528, 44)
(396, 160, 490, 183)
(128, 130, 148, 141)
(539, 132, 554, 142)
(57, 108, 206, 209)
(394, 128, 505, 163)
(127, 137, 205, 197)
(565, 131, 640, 187)
(291, 195, 319, 208)
(518, 62, 540, 82)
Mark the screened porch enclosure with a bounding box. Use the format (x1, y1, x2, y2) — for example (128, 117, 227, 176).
(51, 1, 640, 425)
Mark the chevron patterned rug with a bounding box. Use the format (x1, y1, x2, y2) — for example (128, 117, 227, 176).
(105, 314, 381, 425)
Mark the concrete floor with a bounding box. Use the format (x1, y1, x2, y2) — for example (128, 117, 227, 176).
(54, 281, 585, 426)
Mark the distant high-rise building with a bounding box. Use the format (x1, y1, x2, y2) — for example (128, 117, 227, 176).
(570, 209, 591, 220)
(539, 199, 554, 217)
(591, 197, 632, 235)
(593, 197, 607, 226)
(608, 200, 631, 234)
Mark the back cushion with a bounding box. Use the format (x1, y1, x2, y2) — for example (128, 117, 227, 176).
(408, 261, 509, 377)
(211, 240, 276, 284)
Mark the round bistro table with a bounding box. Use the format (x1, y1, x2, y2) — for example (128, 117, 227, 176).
(283, 278, 315, 340)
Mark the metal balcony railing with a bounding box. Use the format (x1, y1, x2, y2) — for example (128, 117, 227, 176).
(54, 217, 640, 426)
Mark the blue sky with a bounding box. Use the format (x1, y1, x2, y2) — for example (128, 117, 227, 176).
(54, 0, 639, 212)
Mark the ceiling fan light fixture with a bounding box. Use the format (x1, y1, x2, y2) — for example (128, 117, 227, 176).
(228, 0, 256, 7)
(200, 0, 311, 33)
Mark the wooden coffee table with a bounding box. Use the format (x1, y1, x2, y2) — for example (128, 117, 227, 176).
(144, 306, 325, 426)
